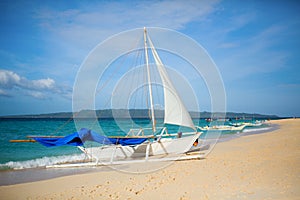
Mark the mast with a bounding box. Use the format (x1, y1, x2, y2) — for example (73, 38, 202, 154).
(143, 27, 156, 132)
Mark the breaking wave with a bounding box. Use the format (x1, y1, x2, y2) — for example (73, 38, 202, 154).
(243, 127, 272, 133)
(0, 153, 87, 170)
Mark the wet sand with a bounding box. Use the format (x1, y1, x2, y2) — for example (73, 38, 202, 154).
(1, 119, 299, 199)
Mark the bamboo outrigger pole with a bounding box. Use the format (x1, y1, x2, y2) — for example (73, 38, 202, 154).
(10, 135, 65, 143)
(10, 139, 37, 143)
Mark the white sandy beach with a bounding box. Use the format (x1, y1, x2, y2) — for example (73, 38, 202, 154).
(1, 119, 299, 199)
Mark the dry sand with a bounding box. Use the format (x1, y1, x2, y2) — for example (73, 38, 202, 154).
(1, 119, 299, 200)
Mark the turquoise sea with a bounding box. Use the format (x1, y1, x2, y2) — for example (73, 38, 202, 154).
(0, 118, 272, 171)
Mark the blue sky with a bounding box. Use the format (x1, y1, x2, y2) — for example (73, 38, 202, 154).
(0, 0, 299, 117)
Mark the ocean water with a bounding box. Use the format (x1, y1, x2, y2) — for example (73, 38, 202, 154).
(0, 118, 272, 171)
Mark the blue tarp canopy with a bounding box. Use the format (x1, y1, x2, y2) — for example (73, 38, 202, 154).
(108, 138, 148, 146)
(33, 128, 149, 147)
(33, 133, 84, 147)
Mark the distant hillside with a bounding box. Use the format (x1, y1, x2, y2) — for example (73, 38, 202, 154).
(0, 109, 280, 119)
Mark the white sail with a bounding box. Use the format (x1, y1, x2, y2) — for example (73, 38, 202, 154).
(147, 34, 196, 130)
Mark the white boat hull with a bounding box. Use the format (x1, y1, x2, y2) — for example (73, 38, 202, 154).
(243, 122, 262, 127)
(79, 132, 201, 163)
(199, 124, 246, 131)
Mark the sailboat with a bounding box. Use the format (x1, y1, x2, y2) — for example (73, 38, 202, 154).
(198, 124, 246, 131)
(11, 28, 202, 165)
(76, 27, 201, 163)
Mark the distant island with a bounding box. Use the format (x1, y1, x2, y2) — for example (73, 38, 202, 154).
(0, 109, 280, 120)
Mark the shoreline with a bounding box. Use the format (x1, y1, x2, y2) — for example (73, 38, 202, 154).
(1, 118, 299, 199)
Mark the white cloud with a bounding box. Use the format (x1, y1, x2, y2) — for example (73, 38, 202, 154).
(0, 88, 11, 97)
(38, 0, 220, 29)
(0, 69, 71, 99)
(35, 0, 220, 51)
(30, 78, 55, 90)
(26, 91, 47, 99)
(0, 70, 21, 89)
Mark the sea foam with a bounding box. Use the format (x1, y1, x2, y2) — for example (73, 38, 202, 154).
(243, 127, 272, 133)
(0, 153, 87, 170)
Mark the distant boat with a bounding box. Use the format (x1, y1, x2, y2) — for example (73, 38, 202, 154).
(243, 120, 263, 127)
(216, 118, 229, 122)
(229, 122, 244, 127)
(198, 124, 246, 131)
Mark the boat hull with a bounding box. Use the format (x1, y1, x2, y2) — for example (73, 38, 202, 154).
(199, 124, 246, 131)
(79, 132, 201, 163)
